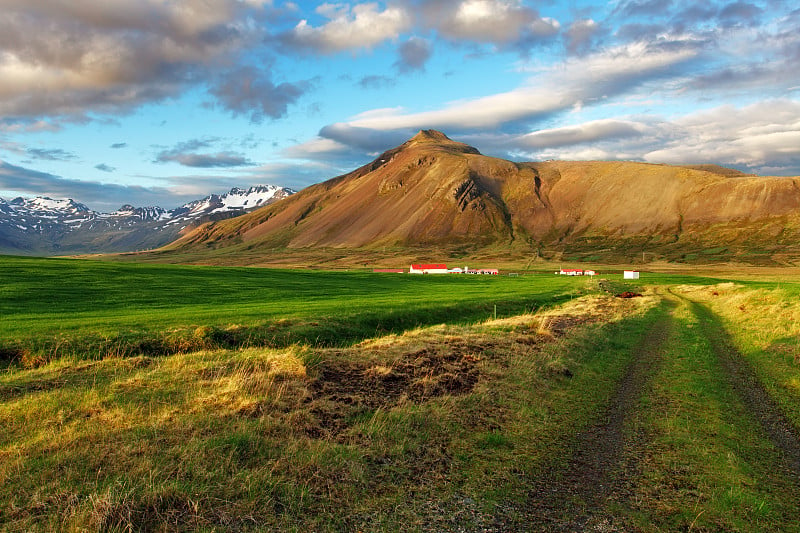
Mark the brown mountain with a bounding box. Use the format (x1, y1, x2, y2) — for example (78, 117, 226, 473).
(161, 130, 800, 264)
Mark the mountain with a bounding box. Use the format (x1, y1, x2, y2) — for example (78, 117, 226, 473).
(0, 185, 294, 254)
(162, 130, 800, 265)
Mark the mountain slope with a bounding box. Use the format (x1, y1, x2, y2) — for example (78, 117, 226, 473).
(0, 185, 294, 255)
(169, 130, 515, 250)
(164, 131, 800, 264)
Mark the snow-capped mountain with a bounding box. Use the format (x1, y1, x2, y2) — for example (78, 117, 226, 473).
(167, 185, 290, 225)
(10, 196, 92, 215)
(0, 185, 294, 254)
(107, 205, 170, 222)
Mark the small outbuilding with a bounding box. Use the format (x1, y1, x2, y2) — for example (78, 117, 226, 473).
(623, 270, 640, 279)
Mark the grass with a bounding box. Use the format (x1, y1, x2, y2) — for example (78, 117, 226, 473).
(0, 293, 657, 531)
(675, 282, 800, 429)
(0, 256, 585, 365)
(4, 255, 800, 530)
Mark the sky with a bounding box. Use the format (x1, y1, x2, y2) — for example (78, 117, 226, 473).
(0, 0, 799, 211)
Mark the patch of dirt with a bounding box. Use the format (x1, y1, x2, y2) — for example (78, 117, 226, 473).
(546, 315, 596, 336)
(305, 346, 480, 439)
(616, 291, 643, 299)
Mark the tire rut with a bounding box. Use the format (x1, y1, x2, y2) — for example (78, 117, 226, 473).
(512, 301, 673, 532)
(685, 298, 800, 477)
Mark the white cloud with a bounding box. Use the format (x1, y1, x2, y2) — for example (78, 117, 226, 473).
(410, 0, 560, 51)
(452, 0, 556, 41)
(288, 3, 411, 53)
(335, 40, 698, 131)
(519, 120, 646, 148)
(421, 0, 559, 46)
(565, 19, 599, 54)
(643, 100, 800, 172)
(496, 100, 800, 176)
(284, 137, 349, 159)
(0, 0, 271, 118)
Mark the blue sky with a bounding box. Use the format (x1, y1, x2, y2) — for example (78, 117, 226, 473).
(1, 0, 798, 211)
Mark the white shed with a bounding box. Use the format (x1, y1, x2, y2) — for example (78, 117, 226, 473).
(623, 270, 640, 279)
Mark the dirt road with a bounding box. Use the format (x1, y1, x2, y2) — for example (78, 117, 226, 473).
(492, 291, 800, 532)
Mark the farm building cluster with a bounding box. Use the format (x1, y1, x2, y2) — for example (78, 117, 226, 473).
(410, 264, 499, 274)
(556, 268, 598, 276)
(556, 268, 641, 278)
(374, 265, 641, 277)
(373, 264, 499, 274)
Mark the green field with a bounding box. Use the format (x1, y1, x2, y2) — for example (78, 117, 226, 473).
(0, 256, 587, 364)
(3, 256, 800, 531)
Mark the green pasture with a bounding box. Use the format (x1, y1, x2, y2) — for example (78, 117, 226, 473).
(0, 256, 593, 363)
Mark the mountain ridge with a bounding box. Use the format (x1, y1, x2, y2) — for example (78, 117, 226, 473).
(162, 130, 800, 265)
(0, 185, 295, 255)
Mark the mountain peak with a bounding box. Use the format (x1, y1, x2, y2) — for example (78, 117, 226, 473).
(405, 129, 481, 155)
(410, 129, 451, 143)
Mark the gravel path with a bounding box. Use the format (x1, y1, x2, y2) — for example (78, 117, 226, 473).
(503, 304, 673, 532)
(450, 293, 800, 532)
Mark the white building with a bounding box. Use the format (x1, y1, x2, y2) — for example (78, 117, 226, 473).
(623, 270, 640, 279)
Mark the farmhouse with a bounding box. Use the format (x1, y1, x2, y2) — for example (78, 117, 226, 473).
(409, 263, 448, 274)
(624, 270, 640, 279)
(557, 268, 584, 276)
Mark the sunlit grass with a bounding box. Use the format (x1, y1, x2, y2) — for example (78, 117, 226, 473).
(0, 293, 657, 531)
(675, 282, 800, 429)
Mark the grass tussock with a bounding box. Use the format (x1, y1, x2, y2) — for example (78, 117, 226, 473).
(0, 293, 655, 532)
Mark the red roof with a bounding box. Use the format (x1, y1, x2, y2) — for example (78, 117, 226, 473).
(411, 264, 447, 269)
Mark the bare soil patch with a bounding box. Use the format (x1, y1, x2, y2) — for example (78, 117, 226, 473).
(305, 346, 480, 439)
(615, 291, 642, 299)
